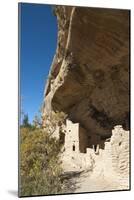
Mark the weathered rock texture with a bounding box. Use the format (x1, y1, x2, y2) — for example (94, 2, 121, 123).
(43, 6, 130, 139)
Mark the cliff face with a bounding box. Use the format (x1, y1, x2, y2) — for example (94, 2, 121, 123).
(43, 6, 130, 138)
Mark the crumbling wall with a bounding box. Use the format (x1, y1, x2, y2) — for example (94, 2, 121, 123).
(111, 125, 129, 189)
(103, 125, 129, 189)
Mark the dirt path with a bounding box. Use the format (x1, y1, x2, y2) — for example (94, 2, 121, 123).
(63, 155, 121, 193)
(72, 170, 120, 193)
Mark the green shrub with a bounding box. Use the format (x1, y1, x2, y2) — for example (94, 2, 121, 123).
(22, 114, 31, 128)
(20, 127, 63, 196)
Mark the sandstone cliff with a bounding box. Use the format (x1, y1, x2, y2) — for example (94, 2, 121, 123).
(43, 6, 130, 139)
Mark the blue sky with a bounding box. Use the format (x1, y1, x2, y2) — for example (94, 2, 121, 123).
(20, 3, 57, 123)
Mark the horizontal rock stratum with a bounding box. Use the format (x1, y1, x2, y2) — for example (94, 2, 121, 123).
(43, 6, 130, 138)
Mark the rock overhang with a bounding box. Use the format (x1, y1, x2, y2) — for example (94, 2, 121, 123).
(44, 6, 130, 137)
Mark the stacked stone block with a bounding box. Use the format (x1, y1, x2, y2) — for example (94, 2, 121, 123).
(110, 125, 129, 189)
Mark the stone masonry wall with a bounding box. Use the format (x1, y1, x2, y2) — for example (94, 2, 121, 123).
(103, 125, 129, 189)
(65, 119, 79, 153)
(111, 125, 129, 189)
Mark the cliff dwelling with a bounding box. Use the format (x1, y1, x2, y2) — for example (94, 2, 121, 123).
(64, 119, 104, 154)
(59, 120, 129, 191)
(43, 5, 130, 191)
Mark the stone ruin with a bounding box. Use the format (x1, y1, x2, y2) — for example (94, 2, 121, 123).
(53, 119, 129, 189)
